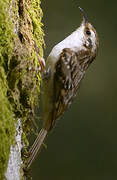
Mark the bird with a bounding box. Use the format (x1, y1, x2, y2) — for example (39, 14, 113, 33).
(27, 7, 99, 168)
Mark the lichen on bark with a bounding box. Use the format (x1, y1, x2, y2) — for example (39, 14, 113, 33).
(0, 0, 44, 179)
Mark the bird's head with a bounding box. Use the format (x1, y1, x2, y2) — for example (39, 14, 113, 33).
(78, 7, 99, 57)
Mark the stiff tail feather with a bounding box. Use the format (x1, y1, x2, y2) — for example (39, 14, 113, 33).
(27, 128, 47, 169)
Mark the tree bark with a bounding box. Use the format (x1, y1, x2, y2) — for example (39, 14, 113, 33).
(5, 119, 23, 180)
(0, 0, 44, 179)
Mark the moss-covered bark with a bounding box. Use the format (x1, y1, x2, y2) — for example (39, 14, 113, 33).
(0, 0, 44, 179)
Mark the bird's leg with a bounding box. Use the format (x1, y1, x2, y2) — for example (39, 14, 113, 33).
(42, 67, 51, 80)
(34, 41, 51, 80)
(34, 41, 46, 73)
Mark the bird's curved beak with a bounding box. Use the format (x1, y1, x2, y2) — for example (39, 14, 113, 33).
(79, 7, 88, 24)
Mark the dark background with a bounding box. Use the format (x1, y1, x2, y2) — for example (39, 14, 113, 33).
(31, 0, 117, 179)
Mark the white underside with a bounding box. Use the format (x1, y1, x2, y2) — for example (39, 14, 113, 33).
(48, 25, 85, 65)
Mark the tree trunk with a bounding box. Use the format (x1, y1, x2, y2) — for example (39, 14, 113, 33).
(0, 0, 44, 179)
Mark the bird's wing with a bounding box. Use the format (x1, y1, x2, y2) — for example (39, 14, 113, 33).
(51, 48, 90, 128)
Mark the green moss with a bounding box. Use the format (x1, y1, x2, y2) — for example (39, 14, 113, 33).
(0, 0, 15, 179)
(14, 0, 44, 124)
(28, 0, 44, 57)
(0, 0, 44, 177)
(0, 68, 15, 180)
(7, 0, 44, 130)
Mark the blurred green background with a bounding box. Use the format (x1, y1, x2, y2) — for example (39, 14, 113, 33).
(31, 0, 117, 179)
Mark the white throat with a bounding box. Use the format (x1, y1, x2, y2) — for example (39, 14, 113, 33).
(49, 24, 85, 61)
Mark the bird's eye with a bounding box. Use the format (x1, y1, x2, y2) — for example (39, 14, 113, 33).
(86, 30, 91, 36)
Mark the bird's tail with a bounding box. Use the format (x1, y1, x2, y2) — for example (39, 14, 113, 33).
(27, 128, 48, 169)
